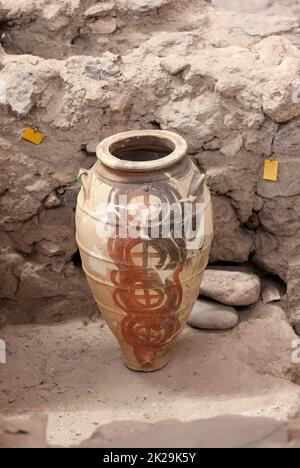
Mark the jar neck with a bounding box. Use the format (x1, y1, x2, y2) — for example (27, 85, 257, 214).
(96, 130, 188, 173)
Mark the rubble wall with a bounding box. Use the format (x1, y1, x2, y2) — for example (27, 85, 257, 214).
(1, 0, 300, 326)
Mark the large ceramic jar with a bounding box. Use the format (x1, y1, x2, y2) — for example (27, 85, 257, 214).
(76, 130, 213, 372)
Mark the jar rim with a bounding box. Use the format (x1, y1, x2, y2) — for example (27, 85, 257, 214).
(96, 130, 188, 172)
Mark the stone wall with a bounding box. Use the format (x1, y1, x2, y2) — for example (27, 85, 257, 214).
(1, 0, 300, 326)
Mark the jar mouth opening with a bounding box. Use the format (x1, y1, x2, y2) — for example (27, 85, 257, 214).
(110, 135, 175, 162)
(97, 130, 188, 172)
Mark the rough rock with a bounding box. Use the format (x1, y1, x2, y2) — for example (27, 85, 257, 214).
(257, 159, 300, 198)
(262, 282, 282, 304)
(43, 193, 61, 209)
(209, 196, 255, 263)
(85, 52, 120, 79)
(38, 241, 64, 257)
(199, 268, 261, 306)
(3, 412, 300, 448)
(5, 72, 43, 117)
(84, 3, 115, 18)
(87, 17, 117, 34)
(188, 298, 239, 330)
(0, 415, 48, 448)
(0, 253, 23, 299)
(78, 416, 288, 448)
(238, 302, 297, 379)
(212, 0, 300, 19)
(160, 55, 188, 75)
(117, 0, 171, 13)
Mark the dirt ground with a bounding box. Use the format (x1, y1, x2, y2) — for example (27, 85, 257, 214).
(1, 303, 300, 447)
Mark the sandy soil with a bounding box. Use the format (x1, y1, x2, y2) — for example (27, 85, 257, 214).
(0, 306, 300, 447)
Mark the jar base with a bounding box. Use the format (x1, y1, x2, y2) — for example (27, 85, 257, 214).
(124, 352, 170, 373)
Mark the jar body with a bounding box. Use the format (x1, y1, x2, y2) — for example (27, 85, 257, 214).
(76, 132, 213, 371)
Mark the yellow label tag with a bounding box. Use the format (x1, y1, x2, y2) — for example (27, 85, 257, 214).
(21, 128, 45, 145)
(263, 160, 279, 182)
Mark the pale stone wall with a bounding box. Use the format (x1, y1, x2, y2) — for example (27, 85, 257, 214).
(1, 0, 300, 326)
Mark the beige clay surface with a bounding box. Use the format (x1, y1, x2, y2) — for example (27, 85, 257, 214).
(1, 302, 300, 446)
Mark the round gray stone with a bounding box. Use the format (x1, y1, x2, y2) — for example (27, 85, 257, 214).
(188, 299, 239, 331)
(200, 269, 261, 307)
